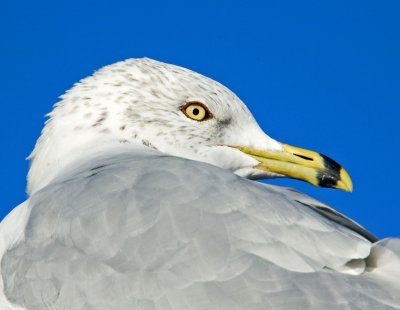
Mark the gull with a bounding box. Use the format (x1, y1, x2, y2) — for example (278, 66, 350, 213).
(0, 58, 399, 310)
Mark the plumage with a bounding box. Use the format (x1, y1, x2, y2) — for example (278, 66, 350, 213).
(1, 58, 399, 309)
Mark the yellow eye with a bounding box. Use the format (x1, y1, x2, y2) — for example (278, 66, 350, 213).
(181, 102, 212, 121)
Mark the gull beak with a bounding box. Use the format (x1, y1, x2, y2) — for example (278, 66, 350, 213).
(232, 144, 353, 192)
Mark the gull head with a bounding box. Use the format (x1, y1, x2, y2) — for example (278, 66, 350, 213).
(28, 58, 352, 194)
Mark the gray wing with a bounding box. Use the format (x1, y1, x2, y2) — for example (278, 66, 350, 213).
(2, 151, 400, 310)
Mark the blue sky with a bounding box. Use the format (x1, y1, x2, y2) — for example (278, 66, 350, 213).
(1, 1, 399, 238)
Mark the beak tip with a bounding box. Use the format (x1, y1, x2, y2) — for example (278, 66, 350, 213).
(337, 168, 353, 192)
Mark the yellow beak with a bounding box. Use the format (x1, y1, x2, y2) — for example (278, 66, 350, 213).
(232, 144, 353, 192)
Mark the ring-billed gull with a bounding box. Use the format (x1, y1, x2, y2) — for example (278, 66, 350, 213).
(0, 58, 399, 309)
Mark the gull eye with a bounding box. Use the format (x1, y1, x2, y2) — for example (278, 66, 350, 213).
(181, 101, 212, 121)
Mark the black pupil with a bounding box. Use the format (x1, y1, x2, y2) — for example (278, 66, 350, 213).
(193, 108, 200, 116)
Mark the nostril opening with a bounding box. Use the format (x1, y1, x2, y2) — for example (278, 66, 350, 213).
(294, 153, 314, 161)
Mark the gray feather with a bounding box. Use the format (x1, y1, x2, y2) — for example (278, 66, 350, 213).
(2, 148, 400, 310)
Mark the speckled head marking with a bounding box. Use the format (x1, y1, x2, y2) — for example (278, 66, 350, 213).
(28, 58, 351, 195)
(27, 58, 280, 194)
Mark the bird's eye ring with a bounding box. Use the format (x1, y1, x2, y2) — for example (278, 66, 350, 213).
(181, 101, 212, 121)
